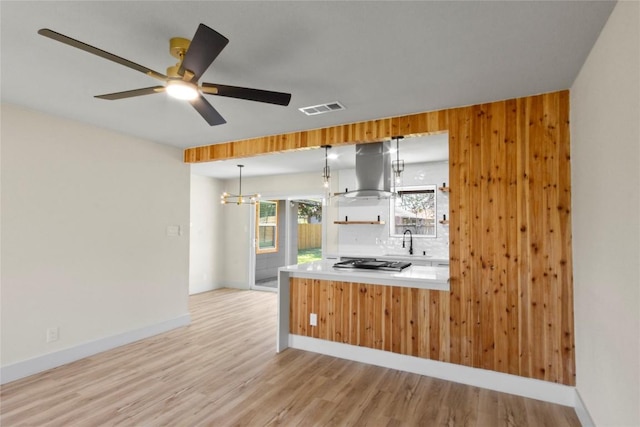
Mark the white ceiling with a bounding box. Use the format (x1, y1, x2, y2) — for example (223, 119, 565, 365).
(1, 1, 615, 178)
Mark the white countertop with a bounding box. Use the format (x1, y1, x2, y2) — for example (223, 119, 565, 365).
(279, 260, 449, 291)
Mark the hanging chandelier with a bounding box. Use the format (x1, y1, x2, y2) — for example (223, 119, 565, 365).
(391, 136, 405, 186)
(321, 145, 332, 188)
(221, 165, 260, 205)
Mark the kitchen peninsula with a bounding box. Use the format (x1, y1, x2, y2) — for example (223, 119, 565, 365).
(276, 259, 450, 352)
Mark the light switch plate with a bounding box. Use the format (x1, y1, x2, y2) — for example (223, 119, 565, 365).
(310, 313, 317, 326)
(166, 225, 181, 237)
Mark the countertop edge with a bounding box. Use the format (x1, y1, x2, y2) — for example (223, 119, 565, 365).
(279, 261, 450, 291)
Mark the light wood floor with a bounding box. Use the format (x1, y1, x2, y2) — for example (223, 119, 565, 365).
(1, 289, 581, 426)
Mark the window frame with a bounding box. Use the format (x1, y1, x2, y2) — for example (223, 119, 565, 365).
(256, 200, 279, 254)
(389, 184, 437, 238)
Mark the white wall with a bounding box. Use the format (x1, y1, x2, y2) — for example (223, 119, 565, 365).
(1, 104, 190, 369)
(189, 174, 224, 294)
(570, 2, 640, 426)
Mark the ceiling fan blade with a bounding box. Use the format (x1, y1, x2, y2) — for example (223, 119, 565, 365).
(179, 24, 229, 82)
(38, 28, 167, 82)
(95, 86, 165, 100)
(201, 83, 291, 106)
(190, 95, 226, 126)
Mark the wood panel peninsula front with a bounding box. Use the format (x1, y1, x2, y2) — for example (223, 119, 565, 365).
(277, 260, 450, 356)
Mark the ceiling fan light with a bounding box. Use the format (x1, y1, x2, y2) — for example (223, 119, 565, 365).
(166, 80, 199, 101)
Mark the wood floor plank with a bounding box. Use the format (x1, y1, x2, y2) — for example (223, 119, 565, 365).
(1, 288, 580, 426)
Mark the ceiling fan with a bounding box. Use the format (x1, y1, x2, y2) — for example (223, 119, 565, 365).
(37, 24, 292, 126)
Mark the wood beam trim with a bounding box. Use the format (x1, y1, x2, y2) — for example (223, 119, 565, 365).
(183, 110, 452, 163)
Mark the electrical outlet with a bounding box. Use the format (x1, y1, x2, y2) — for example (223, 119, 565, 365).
(46, 327, 59, 343)
(309, 313, 317, 327)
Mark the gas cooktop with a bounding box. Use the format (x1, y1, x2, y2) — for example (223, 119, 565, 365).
(333, 258, 412, 272)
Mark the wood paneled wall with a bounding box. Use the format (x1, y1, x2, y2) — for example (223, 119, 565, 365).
(186, 91, 574, 386)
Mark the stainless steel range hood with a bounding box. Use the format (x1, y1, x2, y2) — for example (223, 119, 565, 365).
(341, 141, 393, 199)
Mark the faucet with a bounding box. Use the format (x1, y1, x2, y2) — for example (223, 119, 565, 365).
(402, 229, 413, 255)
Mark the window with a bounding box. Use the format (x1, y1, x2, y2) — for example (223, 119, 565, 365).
(256, 200, 278, 253)
(390, 185, 437, 237)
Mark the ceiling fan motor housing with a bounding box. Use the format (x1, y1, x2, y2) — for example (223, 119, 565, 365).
(167, 37, 191, 79)
(169, 37, 190, 60)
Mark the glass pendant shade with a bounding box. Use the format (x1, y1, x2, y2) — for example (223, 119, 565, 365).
(392, 136, 405, 191)
(321, 145, 332, 189)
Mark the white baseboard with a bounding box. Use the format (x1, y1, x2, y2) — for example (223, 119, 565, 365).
(574, 389, 596, 427)
(289, 335, 576, 407)
(189, 282, 225, 295)
(222, 280, 250, 290)
(0, 314, 191, 385)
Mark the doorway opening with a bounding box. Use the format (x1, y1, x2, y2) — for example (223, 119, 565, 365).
(295, 199, 323, 264)
(251, 197, 323, 291)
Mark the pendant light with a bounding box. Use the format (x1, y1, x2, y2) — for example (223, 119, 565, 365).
(391, 136, 405, 187)
(321, 145, 332, 188)
(221, 165, 260, 205)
